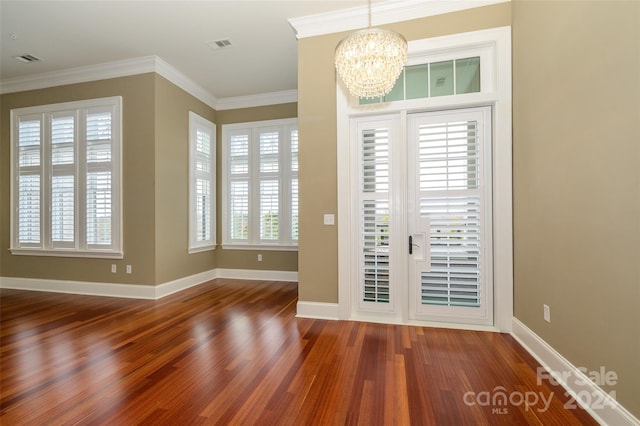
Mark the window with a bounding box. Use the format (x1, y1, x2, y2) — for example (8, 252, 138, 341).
(189, 112, 216, 253)
(10, 97, 122, 258)
(360, 54, 486, 105)
(222, 118, 298, 249)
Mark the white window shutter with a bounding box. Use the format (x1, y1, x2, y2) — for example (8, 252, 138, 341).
(222, 118, 297, 249)
(259, 130, 279, 173)
(85, 109, 113, 247)
(188, 112, 216, 253)
(259, 179, 279, 240)
(51, 175, 75, 244)
(10, 97, 122, 258)
(258, 128, 281, 242)
(362, 200, 390, 303)
(195, 128, 212, 242)
(420, 197, 481, 307)
(17, 175, 41, 244)
(228, 130, 250, 242)
(417, 118, 484, 308)
(17, 117, 42, 246)
(290, 129, 298, 241)
(50, 113, 76, 246)
(358, 123, 393, 308)
(291, 178, 299, 241)
(230, 180, 249, 240)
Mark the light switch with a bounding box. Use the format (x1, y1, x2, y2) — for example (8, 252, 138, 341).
(324, 214, 335, 225)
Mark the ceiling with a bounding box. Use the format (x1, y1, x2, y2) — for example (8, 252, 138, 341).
(0, 0, 367, 100)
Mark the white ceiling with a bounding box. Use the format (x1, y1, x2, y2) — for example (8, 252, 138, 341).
(0, 0, 366, 100)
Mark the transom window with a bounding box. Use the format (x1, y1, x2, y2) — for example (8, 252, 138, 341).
(360, 50, 488, 105)
(10, 97, 122, 258)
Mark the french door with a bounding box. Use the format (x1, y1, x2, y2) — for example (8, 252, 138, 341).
(353, 107, 493, 326)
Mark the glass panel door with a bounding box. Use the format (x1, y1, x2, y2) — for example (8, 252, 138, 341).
(408, 107, 493, 325)
(351, 108, 492, 326)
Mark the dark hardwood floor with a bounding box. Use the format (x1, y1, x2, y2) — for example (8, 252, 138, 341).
(1, 279, 597, 425)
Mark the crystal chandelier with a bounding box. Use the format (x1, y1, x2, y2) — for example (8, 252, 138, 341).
(334, 1, 408, 99)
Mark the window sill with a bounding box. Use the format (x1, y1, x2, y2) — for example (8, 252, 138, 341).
(188, 244, 217, 254)
(10, 248, 124, 259)
(221, 244, 298, 252)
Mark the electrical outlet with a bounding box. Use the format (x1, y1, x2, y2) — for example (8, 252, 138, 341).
(126, 265, 132, 274)
(543, 304, 551, 323)
(257, 254, 263, 262)
(111, 264, 117, 273)
(323, 214, 335, 225)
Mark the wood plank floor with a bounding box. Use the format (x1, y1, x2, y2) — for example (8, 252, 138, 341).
(1, 279, 597, 425)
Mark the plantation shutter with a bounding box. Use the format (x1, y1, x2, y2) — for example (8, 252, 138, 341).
(229, 131, 250, 241)
(420, 197, 481, 307)
(51, 113, 76, 246)
(11, 97, 122, 257)
(358, 119, 394, 310)
(416, 118, 484, 308)
(196, 128, 212, 241)
(222, 119, 297, 248)
(85, 108, 113, 247)
(258, 129, 280, 241)
(17, 116, 42, 246)
(188, 112, 216, 252)
(290, 129, 299, 241)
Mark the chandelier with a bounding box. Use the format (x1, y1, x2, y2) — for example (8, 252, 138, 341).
(334, 1, 408, 99)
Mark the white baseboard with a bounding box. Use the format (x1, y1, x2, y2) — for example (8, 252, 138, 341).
(0, 268, 296, 300)
(511, 318, 639, 426)
(0, 276, 156, 299)
(215, 268, 298, 282)
(155, 269, 218, 298)
(296, 301, 339, 320)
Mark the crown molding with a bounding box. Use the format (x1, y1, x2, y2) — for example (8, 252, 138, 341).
(0, 56, 157, 95)
(0, 55, 219, 110)
(289, 0, 510, 39)
(216, 89, 297, 111)
(153, 57, 218, 109)
(0, 55, 297, 110)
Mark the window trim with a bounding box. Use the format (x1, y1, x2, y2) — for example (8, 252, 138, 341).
(10, 96, 123, 259)
(188, 111, 216, 253)
(221, 117, 298, 250)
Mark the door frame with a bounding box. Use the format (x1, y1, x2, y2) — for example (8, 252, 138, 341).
(336, 27, 513, 332)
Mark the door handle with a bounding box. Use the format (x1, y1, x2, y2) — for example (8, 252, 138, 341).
(410, 233, 428, 262)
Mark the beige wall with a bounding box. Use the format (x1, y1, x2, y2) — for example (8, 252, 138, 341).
(298, 0, 639, 417)
(0, 76, 298, 287)
(154, 75, 218, 283)
(0, 74, 158, 285)
(297, 2, 512, 303)
(216, 103, 298, 272)
(512, 0, 640, 417)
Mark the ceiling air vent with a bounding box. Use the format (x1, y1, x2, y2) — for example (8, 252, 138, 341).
(14, 54, 42, 63)
(207, 39, 232, 51)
